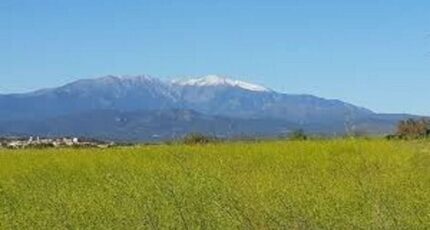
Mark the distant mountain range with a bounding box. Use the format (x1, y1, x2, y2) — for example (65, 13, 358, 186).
(0, 75, 419, 141)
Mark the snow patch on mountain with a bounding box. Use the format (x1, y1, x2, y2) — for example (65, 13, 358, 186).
(173, 75, 270, 92)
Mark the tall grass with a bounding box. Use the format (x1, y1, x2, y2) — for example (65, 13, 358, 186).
(0, 140, 428, 229)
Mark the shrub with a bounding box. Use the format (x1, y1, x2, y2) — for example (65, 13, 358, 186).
(288, 129, 308, 140)
(385, 134, 399, 140)
(182, 133, 215, 145)
(27, 143, 55, 149)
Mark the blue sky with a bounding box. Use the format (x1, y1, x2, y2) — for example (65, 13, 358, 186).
(1, 0, 429, 115)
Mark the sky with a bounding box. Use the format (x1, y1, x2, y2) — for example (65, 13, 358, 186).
(0, 0, 429, 115)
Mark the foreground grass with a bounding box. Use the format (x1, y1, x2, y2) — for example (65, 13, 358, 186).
(0, 140, 429, 229)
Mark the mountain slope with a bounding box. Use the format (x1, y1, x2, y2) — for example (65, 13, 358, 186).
(175, 75, 373, 125)
(0, 109, 300, 141)
(0, 75, 179, 121)
(0, 109, 414, 141)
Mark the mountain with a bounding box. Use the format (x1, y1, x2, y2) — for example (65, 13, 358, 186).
(0, 75, 418, 140)
(0, 76, 178, 121)
(175, 80, 373, 123)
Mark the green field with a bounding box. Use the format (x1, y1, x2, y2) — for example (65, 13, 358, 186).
(0, 140, 429, 229)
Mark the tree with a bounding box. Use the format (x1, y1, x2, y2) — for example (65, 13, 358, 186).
(396, 118, 430, 139)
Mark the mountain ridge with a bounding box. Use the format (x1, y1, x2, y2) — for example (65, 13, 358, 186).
(0, 74, 419, 140)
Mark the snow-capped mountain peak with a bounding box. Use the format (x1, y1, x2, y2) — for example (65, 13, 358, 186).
(173, 75, 270, 92)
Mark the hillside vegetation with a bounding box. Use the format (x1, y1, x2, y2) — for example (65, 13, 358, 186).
(0, 140, 429, 229)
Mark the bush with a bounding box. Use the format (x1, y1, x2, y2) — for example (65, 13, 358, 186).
(182, 133, 215, 145)
(288, 129, 308, 140)
(27, 143, 55, 149)
(385, 134, 399, 140)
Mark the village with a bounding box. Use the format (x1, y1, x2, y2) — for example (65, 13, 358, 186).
(0, 136, 114, 149)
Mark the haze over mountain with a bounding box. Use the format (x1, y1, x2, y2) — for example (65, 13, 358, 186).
(0, 75, 418, 141)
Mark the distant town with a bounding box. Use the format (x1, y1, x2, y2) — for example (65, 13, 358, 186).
(0, 136, 114, 149)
